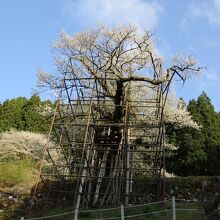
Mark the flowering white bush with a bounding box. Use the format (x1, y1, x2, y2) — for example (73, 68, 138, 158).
(0, 130, 60, 165)
(37, 103, 54, 116)
(129, 81, 199, 129)
(164, 93, 200, 129)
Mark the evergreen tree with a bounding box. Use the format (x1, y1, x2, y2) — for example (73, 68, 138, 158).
(166, 92, 220, 176)
(0, 97, 27, 132)
(0, 95, 54, 133)
(24, 95, 54, 132)
(166, 126, 206, 176)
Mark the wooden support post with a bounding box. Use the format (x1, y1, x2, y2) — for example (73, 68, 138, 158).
(124, 101, 130, 206)
(74, 208, 78, 220)
(172, 196, 176, 220)
(74, 100, 92, 218)
(121, 204, 125, 220)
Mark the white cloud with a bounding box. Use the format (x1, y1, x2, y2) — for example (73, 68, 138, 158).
(189, 0, 220, 26)
(63, 0, 163, 31)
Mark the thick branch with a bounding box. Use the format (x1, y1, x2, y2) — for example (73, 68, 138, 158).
(121, 76, 165, 85)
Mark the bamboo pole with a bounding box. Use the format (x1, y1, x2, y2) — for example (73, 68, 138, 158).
(28, 101, 60, 217)
(124, 101, 130, 206)
(74, 100, 93, 220)
(92, 149, 108, 205)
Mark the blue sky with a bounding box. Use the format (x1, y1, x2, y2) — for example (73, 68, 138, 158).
(0, 0, 220, 110)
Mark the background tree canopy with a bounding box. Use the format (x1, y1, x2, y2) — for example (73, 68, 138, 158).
(0, 95, 54, 133)
(166, 92, 220, 176)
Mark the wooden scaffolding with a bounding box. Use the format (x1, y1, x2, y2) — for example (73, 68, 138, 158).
(32, 74, 170, 216)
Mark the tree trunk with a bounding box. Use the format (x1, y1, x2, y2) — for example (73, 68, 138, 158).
(92, 80, 126, 205)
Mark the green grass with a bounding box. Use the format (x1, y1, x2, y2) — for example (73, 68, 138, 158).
(37, 202, 205, 220)
(0, 159, 37, 185)
(7, 201, 206, 220)
(0, 160, 38, 220)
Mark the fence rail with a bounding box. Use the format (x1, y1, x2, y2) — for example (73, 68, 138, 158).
(22, 196, 205, 220)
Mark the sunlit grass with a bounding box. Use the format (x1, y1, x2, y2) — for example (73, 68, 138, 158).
(0, 159, 37, 186)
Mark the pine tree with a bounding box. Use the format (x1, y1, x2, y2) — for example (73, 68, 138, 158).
(166, 92, 220, 176)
